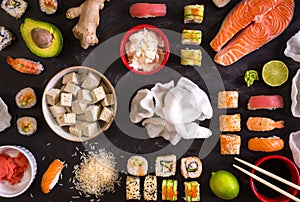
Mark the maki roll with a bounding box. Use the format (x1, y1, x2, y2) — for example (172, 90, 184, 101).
(1, 0, 27, 19)
(15, 87, 37, 108)
(126, 176, 141, 200)
(184, 181, 200, 202)
(220, 134, 241, 155)
(162, 179, 178, 201)
(184, 5, 204, 24)
(181, 157, 202, 179)
(218, 91, 239, 109)
(39, 0, 58, 15)
(219, 114, 241, 132)
(181, 49, 202, 67)
(181, 29, 202, 45)
(127, 155, 148, 176)
(144, 175, 157, 201)
(17, 116, 37, 135)
(0, 26, 14, 51)
(155, 154, 176, 177)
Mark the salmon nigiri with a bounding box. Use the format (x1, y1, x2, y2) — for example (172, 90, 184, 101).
(41, 159, 64, 194)
(248, 136, 284, 152)
(246, 117, 284, 131)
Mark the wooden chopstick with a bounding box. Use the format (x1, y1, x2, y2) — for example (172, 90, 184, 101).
(233, 164, 300, 202)
(234, 157, 300, 191)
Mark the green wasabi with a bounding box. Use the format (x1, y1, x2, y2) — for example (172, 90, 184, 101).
(244, 70, 259, 87)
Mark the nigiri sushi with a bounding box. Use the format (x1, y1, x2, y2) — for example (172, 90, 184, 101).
(41, 159, 64, 194)
(7, 56, 44, 75)
(246, 117, 284, 131)
(129, 3, 167, 18)
(181, 157, 202, 179)
(17, 116, 37, 135)
(248, 95, 284, 110)
(15, 87, 37, 108)
(248, 136, 284, 152)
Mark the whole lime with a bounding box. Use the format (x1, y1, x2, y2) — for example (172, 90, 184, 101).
(209, 170, 240, 200)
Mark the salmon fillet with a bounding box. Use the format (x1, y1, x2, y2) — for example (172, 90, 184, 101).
(210, 0, 294, 66)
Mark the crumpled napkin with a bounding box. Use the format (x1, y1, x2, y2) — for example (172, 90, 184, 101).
(130, 77, 213, 145)
(0, 97, 12, 132)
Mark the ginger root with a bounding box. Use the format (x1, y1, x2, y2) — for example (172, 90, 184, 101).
(66, 0, 109, 49)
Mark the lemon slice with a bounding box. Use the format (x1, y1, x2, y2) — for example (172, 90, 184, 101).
(262, 60, 289, 87)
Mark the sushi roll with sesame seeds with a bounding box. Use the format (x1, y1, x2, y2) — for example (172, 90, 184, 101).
(17, 116, 37, 135)
(1, 0, 28, 19)
(0, 26, 14, 51)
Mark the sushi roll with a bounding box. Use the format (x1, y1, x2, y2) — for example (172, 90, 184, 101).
(220, 134, 241, 155)
(127, 155, 148, 176)
(162, 179, 178, 201)
(0, 26, 14, 51)
(181, 29, 202, 45)
(219, 114, 241, 132)
(218, 91, 239, 109)
(39, 0, 58, 15)
(1, 0, 28, 19)
(184, 5, 204, 24)
(184, 181, 200, 202)
(41, 159, 64, 194)
(155, 154, 176, 177)
(144, 175, 157, 201)
(126, 176, 141, 200)
(15, 87, 37, 109)
(17, 116, 37, 135)
(181, 157, 202, 179)
(181, 49, 202, 67)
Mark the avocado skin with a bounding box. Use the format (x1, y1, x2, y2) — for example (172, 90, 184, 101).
(20, 18, 63, 58)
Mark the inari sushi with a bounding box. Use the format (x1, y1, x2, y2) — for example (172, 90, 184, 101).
(144, 175, 157, 201)
(181, 157, 202, 179)
(1, 0, 28, 19)
(126, 176, 141, 200)
(41, 159, 64, 194)
(0, 26, 14, 51)
(15, 87, 37, 108)
(155, 154, 176, 177)
(17, 116, 37, 135)
(127, 155, 148, 176)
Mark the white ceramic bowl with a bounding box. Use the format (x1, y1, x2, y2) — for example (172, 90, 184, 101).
(42, 66, 117, 142)
(0, 145, 37, 198)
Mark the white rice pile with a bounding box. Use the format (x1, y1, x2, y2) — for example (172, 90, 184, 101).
(73, 149, 120, 198)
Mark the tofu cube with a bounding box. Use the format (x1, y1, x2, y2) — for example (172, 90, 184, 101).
(100, 82, 111, 94)
(46, 88, 61, 105)
(49, 105, 66, 118)
(72, 100, 88, 114)
(62, 72, 79, 85)
(101, 94, 114, 107)
(65, 106, 72, 113)
(76, 114, 87, 121)
(85, 105, 101, 122)
(78, 89, 92, 104)
(99, 107, 113, 122)
(60, 93, 72, 107)
(91, 86, 106, 103)
(55, 117, 65, 127)
(220, 134, 241, 155)
(81, 72, 101, 90)
(69, 125, 83, 137)
(82, 122, 99, 137)
(63, 82, 81, 96)
(61, 113, 76, 126)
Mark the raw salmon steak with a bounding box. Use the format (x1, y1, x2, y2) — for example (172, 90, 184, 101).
(248, 95, 284, 110)
(210, 0, 294, 66)
(129, 3, 167, 18)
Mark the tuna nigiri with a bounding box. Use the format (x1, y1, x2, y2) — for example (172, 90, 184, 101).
(248, 95, 284, 110)
(246, 117, 284, 131)
(130, 3, 167, 18)
(248, 136, 284, 152)
(41, 159, 64, 194)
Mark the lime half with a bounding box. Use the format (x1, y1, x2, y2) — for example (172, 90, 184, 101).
(262, 60, 289, 87)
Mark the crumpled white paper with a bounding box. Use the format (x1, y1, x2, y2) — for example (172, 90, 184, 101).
(130, 77, 213, 145)
(0, 97, 12, 132)
(284, 30, 300, 63)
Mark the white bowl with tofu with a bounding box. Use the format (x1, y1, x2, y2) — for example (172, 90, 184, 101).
(42, 66, 117, 142)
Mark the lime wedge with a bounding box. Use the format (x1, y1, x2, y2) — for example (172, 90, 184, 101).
(262, 60, 289, 87)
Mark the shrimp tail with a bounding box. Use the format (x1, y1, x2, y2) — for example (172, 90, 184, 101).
(275, 120, 284, 129)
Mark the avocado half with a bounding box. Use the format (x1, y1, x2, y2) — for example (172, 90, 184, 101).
(20, 18, 63, 58)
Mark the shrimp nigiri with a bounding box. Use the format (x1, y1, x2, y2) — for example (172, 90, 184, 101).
(41, 159, 64, 194)
(246, 117, 284, 132)
(6, 56, 44, 75)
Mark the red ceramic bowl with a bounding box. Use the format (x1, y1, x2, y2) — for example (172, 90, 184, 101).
(250, 155, 300, 202)
(120, 24, 170, 75)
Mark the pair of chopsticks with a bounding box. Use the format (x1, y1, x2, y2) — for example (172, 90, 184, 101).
(233, 157, 300, 202)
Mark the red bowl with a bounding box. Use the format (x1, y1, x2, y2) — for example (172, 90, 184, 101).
(120, 24, 170, 75)
(250, 155, 300, 202)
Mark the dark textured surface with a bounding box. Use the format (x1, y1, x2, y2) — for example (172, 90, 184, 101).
(0, 0, 300, 201)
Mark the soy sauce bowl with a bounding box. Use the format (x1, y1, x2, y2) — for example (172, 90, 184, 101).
(250, 155, 300, 202)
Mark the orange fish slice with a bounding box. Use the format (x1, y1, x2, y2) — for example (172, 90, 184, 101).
(210, 0, 294, 66)
(41, 159, 64, 194)
(246, 117, 284, 131)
